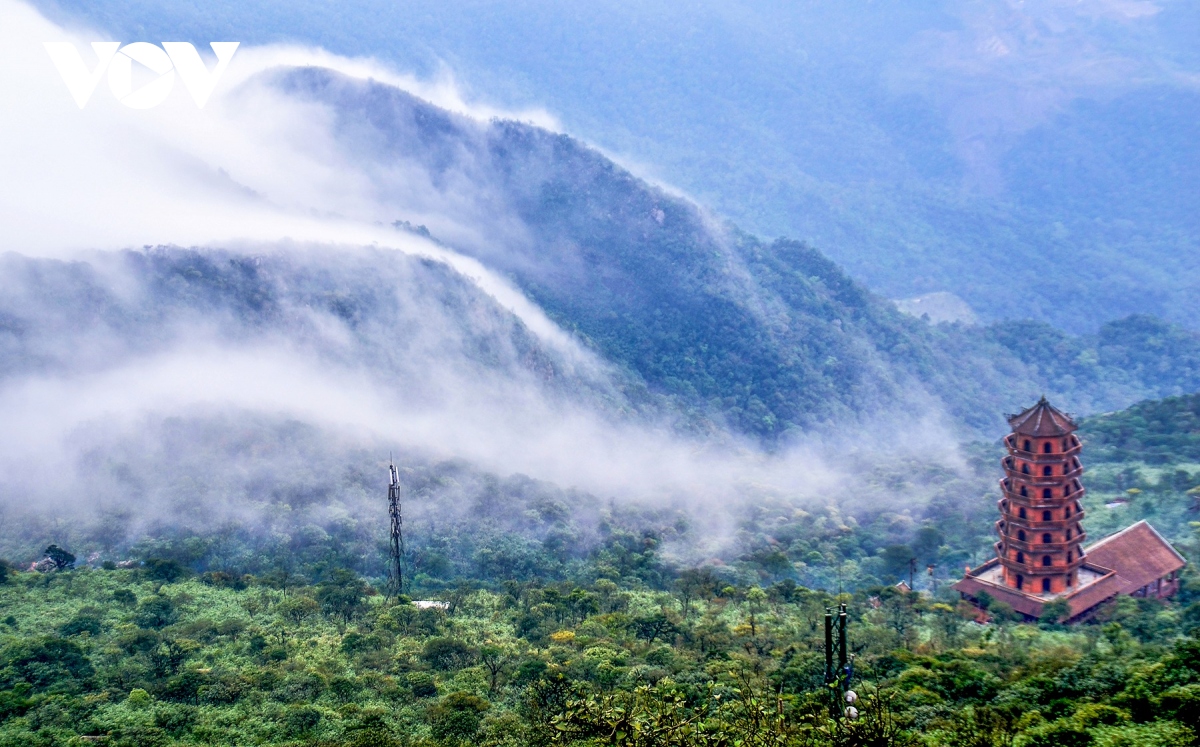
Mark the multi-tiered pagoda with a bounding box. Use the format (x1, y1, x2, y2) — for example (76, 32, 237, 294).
(995, 397, 1086, 595)
(954, 398, 1185, 622)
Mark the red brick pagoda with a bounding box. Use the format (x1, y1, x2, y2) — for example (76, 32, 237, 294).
(954, 398, 1185, 622)
(995, 396, 1086, 595)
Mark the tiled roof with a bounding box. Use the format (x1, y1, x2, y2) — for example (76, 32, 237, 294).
(952, 560, 1128, 621)
(951, 559, 1045, 618)
(1007, 396, 1077, 437)
(1084, 520, 1186, 594)
(1064, 570, 1124, 618)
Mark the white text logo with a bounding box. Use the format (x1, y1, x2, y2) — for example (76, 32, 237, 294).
(43, 42, 240, 109)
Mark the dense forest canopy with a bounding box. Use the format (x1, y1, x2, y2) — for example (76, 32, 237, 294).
(2, 392, 1200, 746)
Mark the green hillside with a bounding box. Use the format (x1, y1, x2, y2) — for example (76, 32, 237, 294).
(281, 68, 1200, 441)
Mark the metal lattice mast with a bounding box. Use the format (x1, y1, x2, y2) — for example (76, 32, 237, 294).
(387, 463, 405, 597)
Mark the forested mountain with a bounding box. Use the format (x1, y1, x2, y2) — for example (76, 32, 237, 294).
(259, 67, 1200, 440)
(36, 0, 1200, 332)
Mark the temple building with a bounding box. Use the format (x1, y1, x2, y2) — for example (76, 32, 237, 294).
(953, 397, 1186, 622)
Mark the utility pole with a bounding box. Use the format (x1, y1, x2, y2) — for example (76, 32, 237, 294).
(825, 603, 857, 724)
(387, 462, 405, 598)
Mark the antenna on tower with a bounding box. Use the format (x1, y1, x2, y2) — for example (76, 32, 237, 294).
(387, 460, 405, 598)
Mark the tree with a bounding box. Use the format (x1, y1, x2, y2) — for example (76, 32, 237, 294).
(0, 636, 94, 692)
(134, 595, 179, 630)
(745, 587, 768, 637)
(44, 544, 75, 571)
(422, 637, 476, 671)
(143, 558, 189, 583)
(480, 643, 513, 693)
(277, 595, 320, 623)
(677, 568, 720, 618)
(316, 569, 370, 624)
(632, 612, 680, 645)
(1041, 598, 1071, 629)
(428, 691, 490, 745)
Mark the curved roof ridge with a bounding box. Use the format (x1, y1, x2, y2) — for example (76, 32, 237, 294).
(1007, 397, 1077, 437)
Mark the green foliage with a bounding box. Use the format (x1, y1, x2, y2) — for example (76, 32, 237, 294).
(1081, 393, 1200, 464)
(422, 637, 476, 671)
(134, 596, 179, 630)
(143, 559, 190, 584)
(43, 545, 74, 571)
(0, 395, 1198, 745)
(429, 691, 490, 744)
(0, 636, 93, 692)
(1, 565, 1200, 746)
(316, 569, 371, 623)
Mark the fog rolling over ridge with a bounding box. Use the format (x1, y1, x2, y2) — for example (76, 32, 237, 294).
(2, 0, 1199, 575)
(0, 0, 872, 566)
(31, 0, 1200, 332)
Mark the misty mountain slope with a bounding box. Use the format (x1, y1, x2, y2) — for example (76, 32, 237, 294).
(39, 0, 1200, 333)
(266, 67, 1200, 439)
(0, 248, 586, 390)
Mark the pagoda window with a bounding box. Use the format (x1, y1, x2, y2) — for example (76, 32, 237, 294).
(1016, 551, 1025, 563)
(1067, 551, 1073, 562)
(1042, 488, 1052, 500)
(1064, 464, 1070, 475)
(1066, 529, 1072, 540)
(1042, 510, 1052, 521)
(1020, 486, 1028, 497)
(1018, 530, 1026, 541)
(1043, 466, 1052, 476)
(1065, 507, 1071, 518)
(1017, 575, 1024, 590)
(1023, 439, 1032, 452)
(1062, 439, 1069, 451)
(1042, 578, 1051, 592)
(1022, 463, 1030, 474)
(1043, 442, 1053, 454)
(1064, 486, 1071, 497)
(1042, 533, 1052, 544)
(1042, 555, 1052, 566)
(1019, 508, 1027, 519)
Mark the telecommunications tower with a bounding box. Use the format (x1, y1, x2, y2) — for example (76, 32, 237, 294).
(387, 463, 405, 597)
